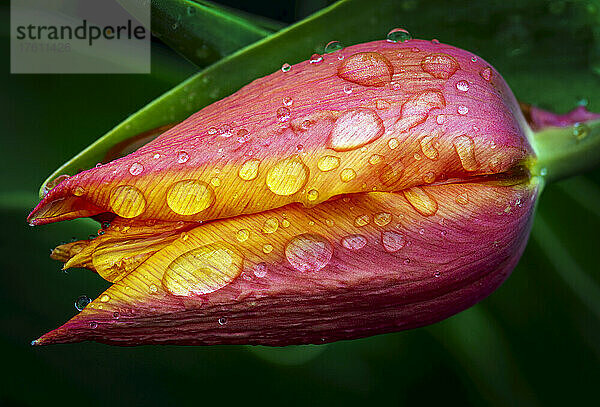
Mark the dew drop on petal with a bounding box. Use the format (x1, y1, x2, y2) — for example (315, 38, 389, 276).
(403, 187, 438, 216)
(236, 228, 249, 242)
(386, 28, 412, 43)
(453, 135, 479, 171)
(129, 162, 144, 176)
(381, 231, 406, 252)
(263, 244, 273, 254)
(457, 105, 469, 115)
(266, 156, 309, 196)
(338, 52, 394, 87)
(109, 185, 146, 218)
(276, 107, 291, 122)
(285, 233, 333, 272)
(573, 122, 590, 140)
(177, 151, 189, 163)
(421, 53, 459, 79)
(455, 192, 469, 205)
(239, 158, 260, 181)
(374, 212, 392, 227)
(75, 295, 91, 311)
(73, 186, 85, 196)
(281, 63, 291, 72)
(309, 53, 323, 64)
(420, 135, 440, 160)
(341, 234, 367, 250)
(480, 67, 492, 81)
(339, 168, 357, 182)
(262, 217, 279, 234)
(329, 108, 384, 151)
(423, 171, 436, 183)
(324, 40, 343, 54)
(456, 80, 469, 92)
(307, 189, 319, 201)
(218, 317, 228, 325)
(166, 180, 214, 215)
(253, 262, 267, 278)
(388, 138, 399, 150)
(368, 154, 384, 165)
(436, 115, 445, 125)
(317, 155, 341, 172)
(282, 96, 293, 106)
(354, 214, 371, 227)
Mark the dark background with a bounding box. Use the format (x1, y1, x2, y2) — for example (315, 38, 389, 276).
(1, 0, 600, 406)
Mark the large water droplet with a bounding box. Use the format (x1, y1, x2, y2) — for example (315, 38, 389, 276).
(374, 212, 392, 227)
(340, 168, 356, 182)
(163, 242, 242, 296)
(317, 155, 341, 172)
(166, 180, 214, 215)
(75, 295, 91, 311)
(329, 108, 384, 151)
(324, 40, 343, 54)
(236, 228, 249, 242)
(381, 231, 406, 252)
(453, 136, 478, 171)
(109, 185, 147, 218)
(386, 28, 412, 43)
(400, 90, 446, 130)
(266, 156, 309, 196)
(285, 234, 333, 272)
(420, 53, 459, 79)
(337, 52, 394, 87)
(262, 217, 279, 234)
(341, 234, 367, 250)
(239, 158, 260, 181)
(403, 187, 438, 216)
(129, 162, 144, 176)
(420, 135, 440, 160)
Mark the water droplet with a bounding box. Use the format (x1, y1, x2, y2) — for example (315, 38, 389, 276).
(423, 171, 436, 183)
(177, 151, 189, 163)
(354, 214, 371, 227)
(75, 295, 91, 311)
(208, 127, 218, 135)
(149, 283, 158, 293)
(386, 28, 412, 43)
(455, 192, 469, 205)
(471, 56, 478, 63)
(456, 80, 469, 92)
(434, 271, 441, 278)
(329, 108, 384, 151)
(420, 53, 459, 79)
(388, 138, 399, 150)
(166, 180, 214, 215)
(480, 67, 492, 81)
(285, 234, 333, 272)
(431, 38, 440, 44)
(573, 122, 590, 141)
(163, 242, 243, 296)
(324, 40, 343, 54)
(341, 234, 367, 250)
(281, 219, 290, 228)
(281, 63, 291, 72)
(266, 156, 309, 196)
(109, 185, 146, 218)
(236, 228, 249, 242)
(540, 167, 548, 177)
(129, 162, 144, 176)
(73, 186, 85, 196)
(238, 158, 260, 181)
(317, 155, 341, 172)
(153, 153, 161, 159)
(338, 52, 394, 87)
(374, 212, 392, 227)
(325, 219, 334, 227)
(253, 262, 267, 278)
(263, 244, 273, 254)
(89, 321, 98, 329)
(100, 294, 110, 302)
(309, 53, 323, 64)
(403, 187, 438, 216)
(301, 120, 312, 130)
(381, 231, 406, 252)
(368, 154, 384, 165)
(262, 217, 279, 234)
(186, 6, 196, 16)
(420, 135, 440, 160)
(436, 115, 445, 125)
(218, 317, 228, 325)
(210, 177, 221, 187)
(343, 85, 353, 94)
(276, 107, 291, 122)
(453, 135, 478, 171)
(400, 90, 446, 130)
(307, 189, 319, 201)
(457, 105, 469, 115)
(340, 168, 357, 182)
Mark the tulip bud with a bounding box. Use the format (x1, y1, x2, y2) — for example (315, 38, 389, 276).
(27, 39, 593, 346)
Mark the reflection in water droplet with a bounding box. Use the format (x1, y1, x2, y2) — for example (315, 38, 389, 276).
(166, 180, 214, 215)
(457, 105, 469, 115)
(309, 53, 323, 64)
(307, 189, 319, 201)
(337, 52, 394, 87)
(374, 212, 392, 227)
(329, 108, 384, 151)
(341, 234, 367, 250)
(340, 168, 357, 182)
(262, 217, 279, 234)
(285, 234, 333, 272)
(403, 187, 438, 216)
(276, 107, 291, 122)
(386, 28, 412, 43)
(324, 40, 343, 54)
(281, 63, 291, 72)
(381, 231, 406, 252)
(421, 53, 459, 79)
(456, 80, 469, 92)
(453, 136, 478, 171)
(110, 185, 147, 218)
(177, 151, 190, 163)
(75, 295, 91, 311)
(420, 135, 440, 160)
(236, 228, 249, 242)
(129, 162, 144, 176)
(266, 156, 309, 196)
(239, 158, 260, 181)
(163, 242, 242, 296)
(354, 214, 371, 227)
(263, 244, 273, 254)
(317, 155, 341, 172)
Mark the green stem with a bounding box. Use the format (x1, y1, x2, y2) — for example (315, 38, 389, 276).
(531, 119, 600, 183)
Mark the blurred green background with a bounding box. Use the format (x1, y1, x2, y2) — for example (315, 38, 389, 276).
(2, 0, 600, 405)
